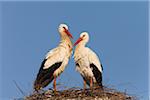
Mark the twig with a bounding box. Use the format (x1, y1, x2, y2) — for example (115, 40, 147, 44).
(13, 80, 25, 96)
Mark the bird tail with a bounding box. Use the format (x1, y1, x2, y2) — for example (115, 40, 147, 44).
(33, 80, 42, 91)
(33, 74, 54, 91)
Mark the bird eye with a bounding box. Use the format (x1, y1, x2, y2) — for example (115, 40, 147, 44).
(83, 35, 85, 37)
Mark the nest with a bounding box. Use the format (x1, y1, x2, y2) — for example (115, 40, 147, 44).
(25, 86, 136, 100)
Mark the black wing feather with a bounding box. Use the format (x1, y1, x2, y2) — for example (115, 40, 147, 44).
(90, 63, 102, 86)
(34, 59, 62, 91)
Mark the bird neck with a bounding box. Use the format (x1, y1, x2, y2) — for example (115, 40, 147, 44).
(76, 42, 86, 48)
(59, 33, 73, 49)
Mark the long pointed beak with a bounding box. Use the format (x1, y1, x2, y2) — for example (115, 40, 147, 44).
(64, 28, 73, 39)
(74, 37, 82, 46)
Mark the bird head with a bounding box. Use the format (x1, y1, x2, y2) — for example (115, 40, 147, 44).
(58, 24, 73, 39)
(74, 32, 89, 46)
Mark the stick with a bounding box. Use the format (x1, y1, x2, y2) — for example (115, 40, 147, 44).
(13, 80, 25, 96)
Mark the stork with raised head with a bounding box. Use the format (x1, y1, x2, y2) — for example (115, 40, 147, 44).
(74, 32, 103, 89)
(34, 24, 73, 92)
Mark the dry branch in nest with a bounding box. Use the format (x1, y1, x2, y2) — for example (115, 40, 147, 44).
(25, 86, 136, 100)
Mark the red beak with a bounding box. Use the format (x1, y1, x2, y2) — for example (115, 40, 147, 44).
(74, 37, 82, 46)
(63, 27, 73, 39)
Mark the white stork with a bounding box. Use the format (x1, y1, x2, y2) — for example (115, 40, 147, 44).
(34, 24, 73, 92)
(73, 32, 103, 89)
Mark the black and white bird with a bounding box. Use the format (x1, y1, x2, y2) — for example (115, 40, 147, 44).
(34, 24, 73, 92)
(73, 32, 103, 89)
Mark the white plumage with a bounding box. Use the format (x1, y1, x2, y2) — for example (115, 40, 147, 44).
(74, 32, 103, 89)
(44, 46, 69, 76)
(34, 24, 73, 92)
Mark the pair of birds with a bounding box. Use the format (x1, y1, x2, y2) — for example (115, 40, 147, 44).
(34, 24, 103, 92)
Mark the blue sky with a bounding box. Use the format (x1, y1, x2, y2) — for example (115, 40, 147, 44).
(1, 1, 149, 100)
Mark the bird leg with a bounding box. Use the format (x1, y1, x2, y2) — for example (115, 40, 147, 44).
(83, 79, 86, 90)
(53, 75, 57, 94)
(90, 77, 93, 90)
